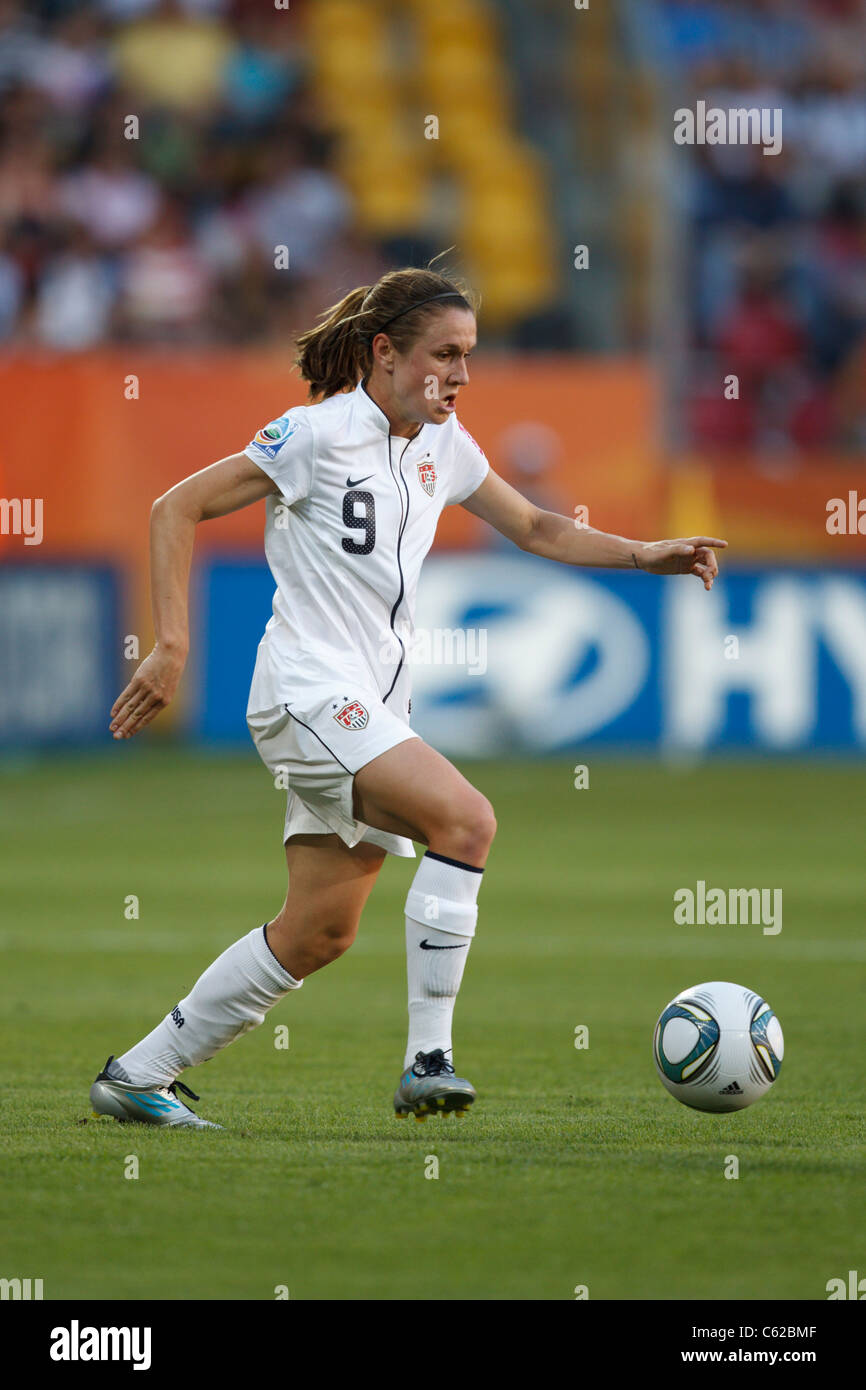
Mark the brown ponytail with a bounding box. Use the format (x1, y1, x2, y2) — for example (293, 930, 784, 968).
(294, 257, 478, 402)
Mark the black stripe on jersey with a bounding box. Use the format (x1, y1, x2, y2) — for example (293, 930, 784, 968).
(282, 704, 352, 773)
(383, 435, 412, 704)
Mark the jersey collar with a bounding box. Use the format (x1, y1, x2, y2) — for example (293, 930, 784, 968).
(355, 378, 425, 442)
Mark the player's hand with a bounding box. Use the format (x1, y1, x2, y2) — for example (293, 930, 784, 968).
(636, 536, 728, 591)
(110, 645, 185, 740)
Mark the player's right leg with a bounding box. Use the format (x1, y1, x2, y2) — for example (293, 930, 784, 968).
(264, 833, 386, 980)
(90, 834, 385, 1128)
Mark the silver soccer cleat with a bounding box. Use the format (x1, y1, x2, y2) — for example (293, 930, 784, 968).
(394, 1048, 476, 1122)
(89, 1056, 223, 1129)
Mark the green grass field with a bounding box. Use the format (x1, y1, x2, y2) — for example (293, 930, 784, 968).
(1, 749, 863, 1300)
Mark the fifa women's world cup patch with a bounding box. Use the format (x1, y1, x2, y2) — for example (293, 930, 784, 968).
(253, 417, 299, 458)
(417, 457, 437, 497)
(333, 700, 369, 730)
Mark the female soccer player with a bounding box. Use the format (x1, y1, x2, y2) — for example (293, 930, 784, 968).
(90, 264, 726, 1129)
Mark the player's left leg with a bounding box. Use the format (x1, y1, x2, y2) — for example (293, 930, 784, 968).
(90, 835, 385, 1127)
(352, 738, 496, 1120)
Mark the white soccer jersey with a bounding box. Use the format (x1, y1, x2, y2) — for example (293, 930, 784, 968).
(243, 378, 490, 719)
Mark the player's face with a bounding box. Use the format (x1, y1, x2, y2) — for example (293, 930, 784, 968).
(394, 308, 477, 425)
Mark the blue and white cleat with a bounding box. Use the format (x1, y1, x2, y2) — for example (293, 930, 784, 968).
(394, 1048, 476, 1123)
(89, 1056, 222, 1129)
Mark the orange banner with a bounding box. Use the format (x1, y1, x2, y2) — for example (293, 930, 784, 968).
(2, 352, 863, 609)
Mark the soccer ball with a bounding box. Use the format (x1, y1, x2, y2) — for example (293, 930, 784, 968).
(653, 981, 784, 1113)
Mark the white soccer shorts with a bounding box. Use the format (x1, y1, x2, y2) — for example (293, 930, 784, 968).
(247, 685, 419, 858)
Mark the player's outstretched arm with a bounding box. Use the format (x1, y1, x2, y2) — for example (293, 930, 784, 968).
(110, 453, 277, 740)
(461, 468, 727, 591)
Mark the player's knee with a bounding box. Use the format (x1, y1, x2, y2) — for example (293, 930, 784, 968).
(312, 916, 359, 966)
(268, 906, 359, 973)
(440, 792, 496, 866)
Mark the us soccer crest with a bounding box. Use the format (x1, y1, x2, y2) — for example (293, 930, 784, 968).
(333, 700, 368, 731)
(417, 457, 437, 497)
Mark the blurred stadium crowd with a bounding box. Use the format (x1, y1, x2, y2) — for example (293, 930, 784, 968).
(0, 0, 863, 453)
(0, 0, 379, 350)
(651, 0, 866, 452)
(0, 0, 562, 354)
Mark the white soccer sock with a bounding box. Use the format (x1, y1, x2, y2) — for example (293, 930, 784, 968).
(115, 924, 302, 1086)
(403, 850, 483, 1069)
